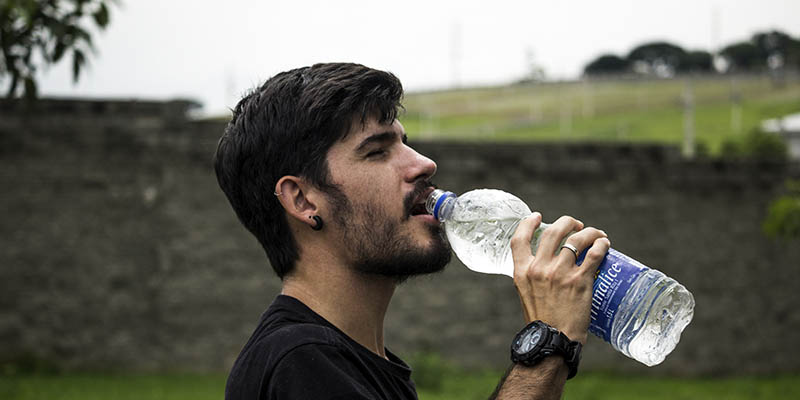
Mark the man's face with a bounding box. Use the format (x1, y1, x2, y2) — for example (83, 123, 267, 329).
(322, 118, 451, 281)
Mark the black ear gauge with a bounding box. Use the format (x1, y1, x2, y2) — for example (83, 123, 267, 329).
(310, 215, 324, 231)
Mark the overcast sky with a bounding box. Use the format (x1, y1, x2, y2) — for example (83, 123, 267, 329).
(35, 0, 800, 116)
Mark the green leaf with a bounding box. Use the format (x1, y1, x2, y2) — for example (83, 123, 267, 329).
(74, 0, 86, 15)
(67, 25, 93, 46)
(72, 49, 85, 82)
(763, 195, 800, 239)
(93, 3, 109, 28)
(52, 40, 66, 62)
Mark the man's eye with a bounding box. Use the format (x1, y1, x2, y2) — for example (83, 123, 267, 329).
(366, 149, 386, 158)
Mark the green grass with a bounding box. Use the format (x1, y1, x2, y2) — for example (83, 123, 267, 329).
(400, 75, 800, 155)
(561, 373, 800, 400)
(416, 370, 800, 400)
(0, 373, 227, 400)
(2, 371, 799, 400)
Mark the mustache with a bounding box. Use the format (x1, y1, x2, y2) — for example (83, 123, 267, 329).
(403, 179, 437, 217)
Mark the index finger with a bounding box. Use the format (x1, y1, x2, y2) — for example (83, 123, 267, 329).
(537, 215, 584, 259)
(510, 212, 543, 266)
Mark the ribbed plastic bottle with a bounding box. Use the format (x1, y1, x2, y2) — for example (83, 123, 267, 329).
(426, 188, 695, 366)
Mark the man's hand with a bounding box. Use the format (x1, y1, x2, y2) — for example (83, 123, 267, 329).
(511, 213, 610, 344)
(491, 213, 610, 400)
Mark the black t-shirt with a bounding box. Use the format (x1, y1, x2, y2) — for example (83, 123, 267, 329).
(225, 295, 418, 400)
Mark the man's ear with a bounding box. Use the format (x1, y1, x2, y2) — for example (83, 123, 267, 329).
(275, 176, 321, 229)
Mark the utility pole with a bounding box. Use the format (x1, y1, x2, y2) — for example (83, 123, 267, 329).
(581, 79, 594, 118)
(683, 78, 696, 159)
(560, 89, 573, 137)
(711, 6, 720, 55)
(730, 76, 742, 134)
(450, 21, 462, 88)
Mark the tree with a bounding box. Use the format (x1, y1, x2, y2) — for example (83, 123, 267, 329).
(583, 54, 630, 76)
(627, 41, 687, 77)
(0, 0, 114, 99)
(678, 50, 713, 73)
(719, 42, 764, 72)
(751, 30, 800, 70)
(719, 128, 788, 161)
(763, 180, 800, 239)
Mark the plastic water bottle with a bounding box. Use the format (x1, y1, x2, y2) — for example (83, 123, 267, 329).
(426, 188, 695, 367)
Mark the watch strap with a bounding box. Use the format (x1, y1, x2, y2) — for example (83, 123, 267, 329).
(562, 338, 582, 379)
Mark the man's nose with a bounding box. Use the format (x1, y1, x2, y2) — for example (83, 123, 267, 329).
(405, 147, 437, 183)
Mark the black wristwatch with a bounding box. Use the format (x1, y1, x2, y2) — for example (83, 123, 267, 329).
(510, 320, 582, 379)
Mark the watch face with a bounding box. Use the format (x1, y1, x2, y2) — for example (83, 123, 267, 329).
(518, 327, 543, 353)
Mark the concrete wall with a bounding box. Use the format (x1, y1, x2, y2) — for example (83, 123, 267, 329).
(1, 98, 799, 376)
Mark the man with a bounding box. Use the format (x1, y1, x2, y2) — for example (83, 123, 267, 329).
(214, 63, 610, 399)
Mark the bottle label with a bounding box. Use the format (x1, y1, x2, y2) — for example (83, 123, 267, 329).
(583, 248, 648, 342)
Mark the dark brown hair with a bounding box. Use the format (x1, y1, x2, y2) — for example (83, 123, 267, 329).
(213, 63, 404, 278)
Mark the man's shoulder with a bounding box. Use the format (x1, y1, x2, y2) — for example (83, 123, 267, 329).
(251, 321, 339, 357)
(225, 303, 349, 400)
(234, 297, 343, 368)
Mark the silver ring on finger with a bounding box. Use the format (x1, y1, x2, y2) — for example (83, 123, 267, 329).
(560, 243, 579, 261)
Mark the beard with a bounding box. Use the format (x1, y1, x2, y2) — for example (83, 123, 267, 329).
(325, 182, 451, 283)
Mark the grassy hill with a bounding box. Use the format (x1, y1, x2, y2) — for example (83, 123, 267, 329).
(400, 74, 800, 155)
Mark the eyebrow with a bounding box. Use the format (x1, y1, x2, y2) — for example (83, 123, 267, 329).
(354, 131, 407, 153)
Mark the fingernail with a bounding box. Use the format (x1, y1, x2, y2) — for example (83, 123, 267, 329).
(600, 230, 607, 236)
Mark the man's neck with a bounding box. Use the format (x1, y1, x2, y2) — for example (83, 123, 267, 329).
(281, 260, 397, 358)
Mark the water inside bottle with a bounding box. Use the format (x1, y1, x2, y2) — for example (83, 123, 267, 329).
(611, 269, 695, 366)
(444, 190, 531, 276)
